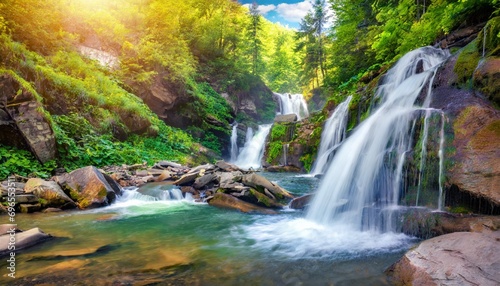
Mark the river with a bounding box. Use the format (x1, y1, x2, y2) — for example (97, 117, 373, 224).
(1, 172, 416, 285)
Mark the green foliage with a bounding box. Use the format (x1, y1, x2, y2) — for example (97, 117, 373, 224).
(0, 146, 57, 179)
(271, 124, 287, 141)
(267, 141, 283, 164)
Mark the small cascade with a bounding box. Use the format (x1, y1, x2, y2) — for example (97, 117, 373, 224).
(234, 124, 272, 169)
(306, 47, 449, 231)
(274, 92, 309, 120)
(282, 143, 289, 166)
(230, 123, 238, 162)
(310, 96, 352, 175)
(119, 187, 186, 202)
(437, 112, 446, 211)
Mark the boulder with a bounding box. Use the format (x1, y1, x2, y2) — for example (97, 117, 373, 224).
(473, 57, 500, 106)
(173, 172, 199, 186)
(19, 204, 41, 213)
(215, 161, 241, 172)
(0, 227, 52, 257)
(155, 170, 172, 182)
(242, 173, 294, 200)
(207, 193, 276, 214)
(193, 173, 217, 189)
(245, 188, 284, 208)
(274, 114, 297, 123)
(55, 166, 122, 209)
(24, 178, 76, 209)
(0, 224, 20, 236)
(289, 194, 313, 210)
(266, 165, 302, 172)
(387, 231, 500, 286)
(0, 73, 56, 163)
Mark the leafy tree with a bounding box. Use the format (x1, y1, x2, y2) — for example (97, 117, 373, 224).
(296, 0, 329, 90)
(247, 2, 264, 75)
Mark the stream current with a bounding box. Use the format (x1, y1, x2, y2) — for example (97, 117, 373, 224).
(2, 173, 416, 285)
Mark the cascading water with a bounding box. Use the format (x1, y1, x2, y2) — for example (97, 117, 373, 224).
(274, 92, 309, 120)
(310, 96, 352, 175)
(234, 124, 272, 169)
(306, 47, 449, 232)
(230, 123, 238, 162)
(245, 127, 253, 144)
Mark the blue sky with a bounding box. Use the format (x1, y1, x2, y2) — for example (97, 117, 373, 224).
(238, 1, 315, 29)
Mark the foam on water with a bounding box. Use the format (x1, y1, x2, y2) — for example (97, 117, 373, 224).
(237, 216, 414, 259)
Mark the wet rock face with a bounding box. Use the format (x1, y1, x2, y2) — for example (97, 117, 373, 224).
(474, 57, 500, 106)
(387, 231, 500, 286)
(432, 48, 500, 214)
(0, 73, 56, 163)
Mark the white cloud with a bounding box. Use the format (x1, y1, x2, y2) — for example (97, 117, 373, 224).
(242, 4, 277, 16)
(275, 1, 313, 23)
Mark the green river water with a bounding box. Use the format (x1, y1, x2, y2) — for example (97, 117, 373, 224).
(1, 173, 416, 285)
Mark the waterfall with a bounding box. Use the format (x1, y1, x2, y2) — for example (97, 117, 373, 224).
(230, 123, 238, 162)
(274, 92, 309, 120)
(310, 96, 352, 175)
(245, 127, 254, 144)
(234, 124, 272, 169)
(306, 47, 449, 231)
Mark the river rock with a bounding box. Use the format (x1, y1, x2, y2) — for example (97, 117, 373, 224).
(208, 193, 277, 214)
(289, 194, 313, 210)
(173, 171, 199, 186)
(215, 160, 241, 172)
(55, 166, 122, 209)
(242, 173, 294, 200)
(24, 178, 76, 209)
(386, 231, 500, 286)
(19, 203, 41, 213)
(192, 173, 216, 189)
(0, 227, 52, 257)
(245, 188, 283, 208)
(274, 114, 297, 122)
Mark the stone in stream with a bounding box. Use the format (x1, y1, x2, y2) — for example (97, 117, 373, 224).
(386, 231, 500, 286)
(289, 194, 313, 210)
(192, 173, 217, 189)
(24, 178, 77, 209)
(207, 193, 277, 214)
(0, 226, 52, 257)
(242, 173, 294, 200)
(55, 166, 122, 209)
(173, 172, 200, 186)
(215, 160, 241, 172)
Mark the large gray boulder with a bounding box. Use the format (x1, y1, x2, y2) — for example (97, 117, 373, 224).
(387, 231, 500, 285)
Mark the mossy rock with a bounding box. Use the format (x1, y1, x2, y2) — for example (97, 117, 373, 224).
(454, 40, 481, 87)
(473, 57, 500, 106)
(476, 16, 500, 57)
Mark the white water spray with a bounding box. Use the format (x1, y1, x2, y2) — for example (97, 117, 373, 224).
(306, 47, 449, 231)
(310, 96, 352, 175)
(234, 124, 272, 169)
(230, 123, 238, 162)
(274, 92, 309, 120)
